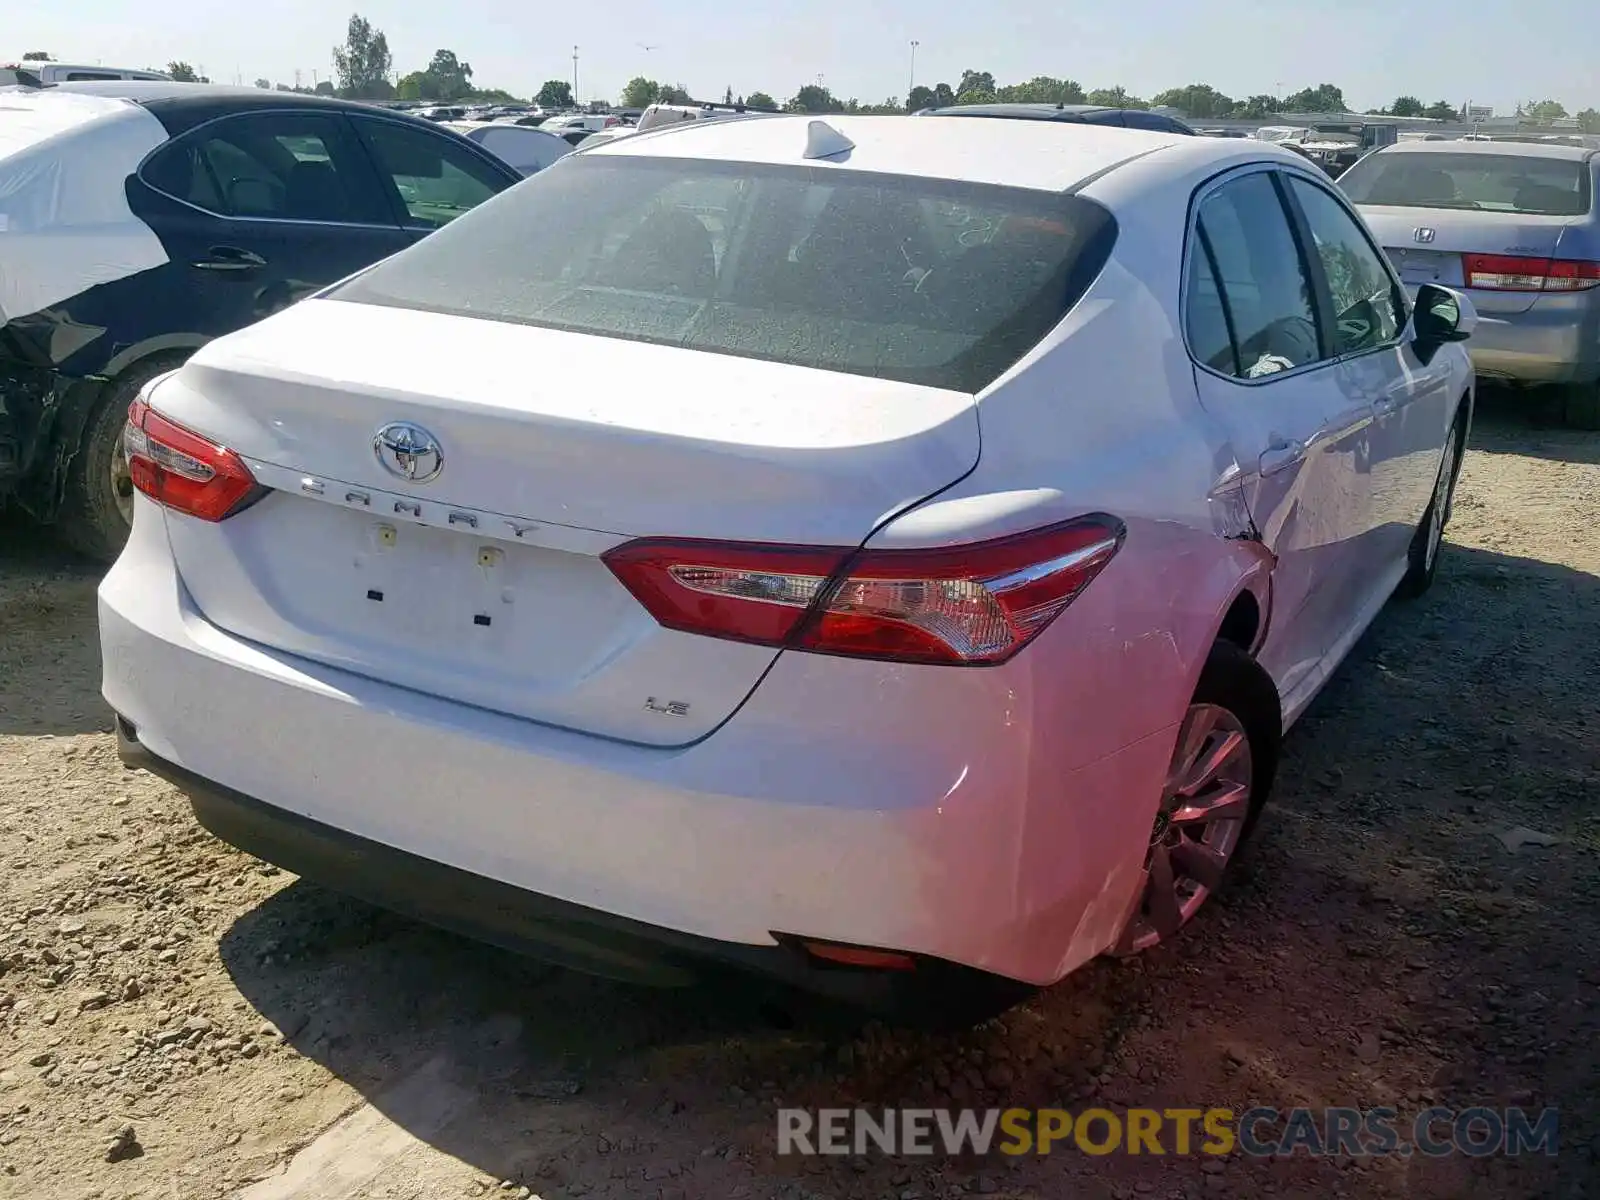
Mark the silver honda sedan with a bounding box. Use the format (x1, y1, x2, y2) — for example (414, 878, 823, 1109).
(1340, 140, 1599, 426)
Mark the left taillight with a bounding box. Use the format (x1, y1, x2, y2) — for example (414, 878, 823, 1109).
(124, 397, 262, 521)
(603, 514, 1126, 666)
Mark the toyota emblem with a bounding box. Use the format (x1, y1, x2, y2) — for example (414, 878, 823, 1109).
(373, 421, 444, 483)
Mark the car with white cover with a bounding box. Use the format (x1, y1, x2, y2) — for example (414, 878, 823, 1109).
(100, 114, 1476, 1022)
(0, 82, 519, 560)
(1339, 139, 1600, 426)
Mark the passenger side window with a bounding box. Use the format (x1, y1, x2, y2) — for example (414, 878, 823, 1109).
(1191, 172, 1321, 379)
(352, 119, 507, 229)
(1286, 176, 1403, 355)
(141, 112, 386, 225)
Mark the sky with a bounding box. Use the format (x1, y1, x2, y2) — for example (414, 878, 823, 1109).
(10, 0, 1598, 117)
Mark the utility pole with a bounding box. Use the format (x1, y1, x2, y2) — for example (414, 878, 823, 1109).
(909, 40, 918, 103)
(294, 68, 302, 91)
(572, 45, 579, 103)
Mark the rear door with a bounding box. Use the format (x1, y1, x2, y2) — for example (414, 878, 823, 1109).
(1184, 166, 1372, 702)
(1343, 148, 1592, 316)
(129, 109, 409, 335)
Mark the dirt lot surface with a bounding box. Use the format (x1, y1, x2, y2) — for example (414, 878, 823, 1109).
(2, 398, 1597, 1200)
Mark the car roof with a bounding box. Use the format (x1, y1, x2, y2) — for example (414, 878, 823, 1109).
(590, 113, 1279, 193)
(921, 103, 1117, 120)
(49, 80, 445, 137)
(1364, 138, 1595, 163)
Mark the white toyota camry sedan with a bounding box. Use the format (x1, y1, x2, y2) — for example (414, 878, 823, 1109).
(100, 114, 1476, 1023)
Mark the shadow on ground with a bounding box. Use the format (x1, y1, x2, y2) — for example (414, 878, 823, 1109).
(212, 540, 1599, 1200)
(0, 506, 108, 735)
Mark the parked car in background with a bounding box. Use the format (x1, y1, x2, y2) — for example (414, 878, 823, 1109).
(102, 115, 1474, 1025)
(442, 120, 571, 175)
(917, 102, 1196, 135)
(0, 82, 520, 560)
(0, 59, 168, 87)
(1340, 140, 1600, 426)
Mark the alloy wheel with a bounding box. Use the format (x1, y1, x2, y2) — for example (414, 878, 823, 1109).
(109, 438, 136, 527)
(1115, 703, 1252, 955)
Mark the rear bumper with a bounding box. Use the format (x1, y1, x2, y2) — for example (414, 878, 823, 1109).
(99, 495, 1179, 992)
(115, 721, 1027, 1011)
(1466, 292, 1600, 385)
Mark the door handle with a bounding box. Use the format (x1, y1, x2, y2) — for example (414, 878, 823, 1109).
(1259, 438, 1307, 477)
(192, 246, 266, 271)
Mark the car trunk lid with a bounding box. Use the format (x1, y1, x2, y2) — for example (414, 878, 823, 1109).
(1361, 206, 1583, 316)
(152, 298, 981, 746)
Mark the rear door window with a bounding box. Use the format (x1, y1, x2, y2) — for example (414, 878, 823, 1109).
(1187, 170, 1324, 379)
(329, 155, 1119, 392)
(1339, 152, 1593, 216)
(141, 112, 392, 225)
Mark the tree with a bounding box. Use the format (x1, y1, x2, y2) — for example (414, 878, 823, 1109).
(1423, 100, 1458, 121)
(997, 76, 1085, 106)
(166, 61, 200, 82)
(1086, 86, 1147, 109)
(421, 49, 473, 101)
(1520, 99, 1568, 122)
(254, 78, 271, 89)
(1150, 83, 1234, 119)
(332, 13, 393, 100)
(1387, 95, 1424, 117)
(723, 86, 734, 105)
(396, 71, 426, 100)
(1579, 108, 1600, 133)
(621, 77, 661, 107)
(21, 51, 51, 61)
(658, 83, 692, 104)
(1238, 94, 1278, 119)
(746, 91, 777, 111)
(931, 82, 956, 108)
(906, 85, 935, 112)
(956, 69, 996, 101)
(787, 84, 840, 113)
(314, 80, 336, 96)
(1282, 83, 1345, 113)
(536, 79, 573, 108)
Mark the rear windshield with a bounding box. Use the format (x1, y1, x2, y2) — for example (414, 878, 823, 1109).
(0, 67, 43, 88)
(1339, 152, 1593, 216)
(331, 155, 1117, 392)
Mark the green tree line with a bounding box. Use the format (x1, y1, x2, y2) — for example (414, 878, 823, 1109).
(109, 20, 1600, 132)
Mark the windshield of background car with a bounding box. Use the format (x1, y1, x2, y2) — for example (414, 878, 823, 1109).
(330, 155, 1117, 392)
(1339, 152, 1593, 216)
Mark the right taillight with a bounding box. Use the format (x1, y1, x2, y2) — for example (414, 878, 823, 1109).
(124, 398, 262, 521)
(603, 514, 1125, 666)
(1462, 253, 1600, 292)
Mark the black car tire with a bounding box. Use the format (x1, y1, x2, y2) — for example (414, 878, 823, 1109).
(57, 355, 187, 565)
(1396, 407, 1467, 600)
(1558, 381, 1600, 431)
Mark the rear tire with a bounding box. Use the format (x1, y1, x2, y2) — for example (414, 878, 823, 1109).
(1396, 408, 1466, 600)
(1556, 381, 1600, 431)
(1110, 640, 1280, 957)
(56, 356, 186, 564)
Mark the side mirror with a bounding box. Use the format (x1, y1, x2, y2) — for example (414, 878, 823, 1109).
(1409, 284, 1475, 364)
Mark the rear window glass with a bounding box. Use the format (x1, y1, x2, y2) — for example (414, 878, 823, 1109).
(0, 68, 43, 87)
(330, 155, 1117, 392)
(1339, 152, 1593, 216)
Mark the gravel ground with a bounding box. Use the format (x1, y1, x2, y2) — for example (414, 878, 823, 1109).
(1, 396, 1597, 1200)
